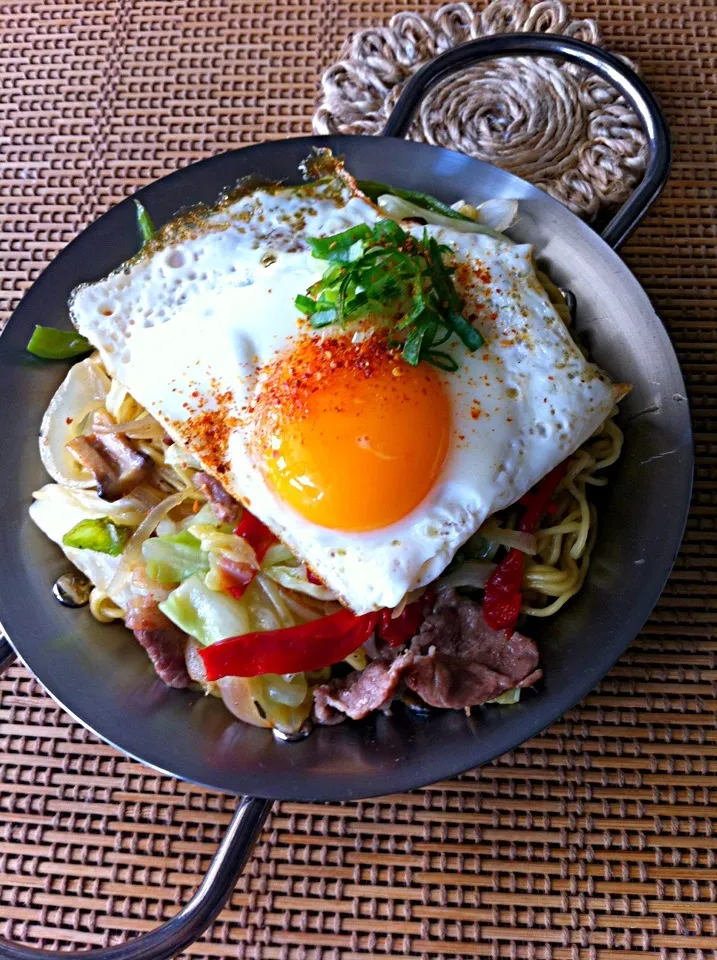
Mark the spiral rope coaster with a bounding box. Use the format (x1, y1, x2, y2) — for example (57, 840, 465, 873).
(314, 0, 648, 219)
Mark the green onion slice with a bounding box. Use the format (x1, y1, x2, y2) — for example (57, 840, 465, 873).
(307, 224, 371, 263)
(423, 350, 459, 372)
(295, 217, 485, 372)
(26, 326, 92, 360)
(134, 199, 156, 246)
(357, 180, 474, 223)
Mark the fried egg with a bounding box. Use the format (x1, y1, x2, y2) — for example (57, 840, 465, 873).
(68, 161, 623, 613)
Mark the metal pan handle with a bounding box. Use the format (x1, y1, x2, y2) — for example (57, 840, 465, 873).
(0, 637, 271, 960)
(381, 33, 671, 251)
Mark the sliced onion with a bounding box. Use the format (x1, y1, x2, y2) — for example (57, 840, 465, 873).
(39, 355, 110, 488)
(93, 414, 165, 441)
(263, 563, 337, 601)
(476, 198, 518, 231)
(377, 194, 506, 239)
(276, 587, 338, 625)
(124, 483, 167, 512)
(185, 639, 208, 683)
(262, 673, 308, 708)
(391, 594, 408, 619)
(106, 490, 194, 598)
(390, 587, 424, 619)
(479, 522, 537, 555)
(253, 574, 296, 629)
(452, 198, 519, 232)
(165, 442, 202, 472)
(156, 519, 179, 537)
(438, 560, 496, 591)
(105, 379, 131, 420)
(217, 676, 272, 728)
(262, 543, 294, 566)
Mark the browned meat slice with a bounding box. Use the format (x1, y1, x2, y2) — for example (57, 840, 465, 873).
(313, 652, 414, 724)
(125, 597, 191, 688)
(313, 588, 541, 723)
(404, 588, 541, 709)
(193, 471, 241, 524)
(518, 669, 543, 689)
(67, 411, 153, 501)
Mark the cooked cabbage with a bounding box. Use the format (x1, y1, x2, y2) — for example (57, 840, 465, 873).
(261, 543, 338, 601)
(141, 531, 209, 585)
(159, 574, 251, 645)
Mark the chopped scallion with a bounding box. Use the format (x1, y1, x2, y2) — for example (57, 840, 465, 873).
(295, 218, 485, 371)
(26, 325, 92, 360)
(307, 224, 371, 263)
(357, 180, 474, 222)
(134, 199, 156, 247)
(295, 294, 318, 316)
(423, 350, 459, 372)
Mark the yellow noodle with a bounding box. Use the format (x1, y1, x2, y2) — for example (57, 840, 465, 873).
(595, 418, 624, 468)
(136, 439, 167, 467)
(89, 588, 125, 623)
(539, 526, 564, 567)
(567, 480, 590, 560)
(155, 462, 198, 492)
(537, 519, 581, 537)
(521, 412, 613, 618)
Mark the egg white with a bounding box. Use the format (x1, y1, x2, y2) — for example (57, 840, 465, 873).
(64, 174, 621, 614)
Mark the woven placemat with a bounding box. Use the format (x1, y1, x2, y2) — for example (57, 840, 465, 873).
(1, 0, 714, 956)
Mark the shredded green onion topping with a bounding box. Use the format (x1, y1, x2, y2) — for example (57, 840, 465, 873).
(295, 219, 484, 371)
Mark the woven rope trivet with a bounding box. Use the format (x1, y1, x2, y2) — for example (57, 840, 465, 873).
(314, 0, 648, 219)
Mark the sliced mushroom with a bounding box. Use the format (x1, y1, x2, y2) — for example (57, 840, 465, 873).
(66, 410, 153, 502)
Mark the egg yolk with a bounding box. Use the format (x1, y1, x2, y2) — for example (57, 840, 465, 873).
(251, 334, 450, 532)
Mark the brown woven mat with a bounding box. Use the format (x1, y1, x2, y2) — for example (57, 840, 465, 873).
(1, 1, 714, 956)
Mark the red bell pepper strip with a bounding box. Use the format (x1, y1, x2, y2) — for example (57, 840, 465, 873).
(377, 593, 431, 648)
(483, 462, 568, 635)
(223, 510, 278, 602)
(200, 608, 379, 680)
(234, 510, 276, 562)
(482, 548, 524, 632)
(519, 463, 569, 534)
(227, 586, 249, 601)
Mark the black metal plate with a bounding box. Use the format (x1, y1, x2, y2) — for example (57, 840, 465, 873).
(0, 135, 692, 801)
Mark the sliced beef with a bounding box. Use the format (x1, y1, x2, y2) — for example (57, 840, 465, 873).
(517, 669, 543, 689)
(313, 652, 414, 724)
(193, 471, 241, 524)
(312, 588, 541, 723)
(125, 597, 191, 688)
(404, 588, 541, 709)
